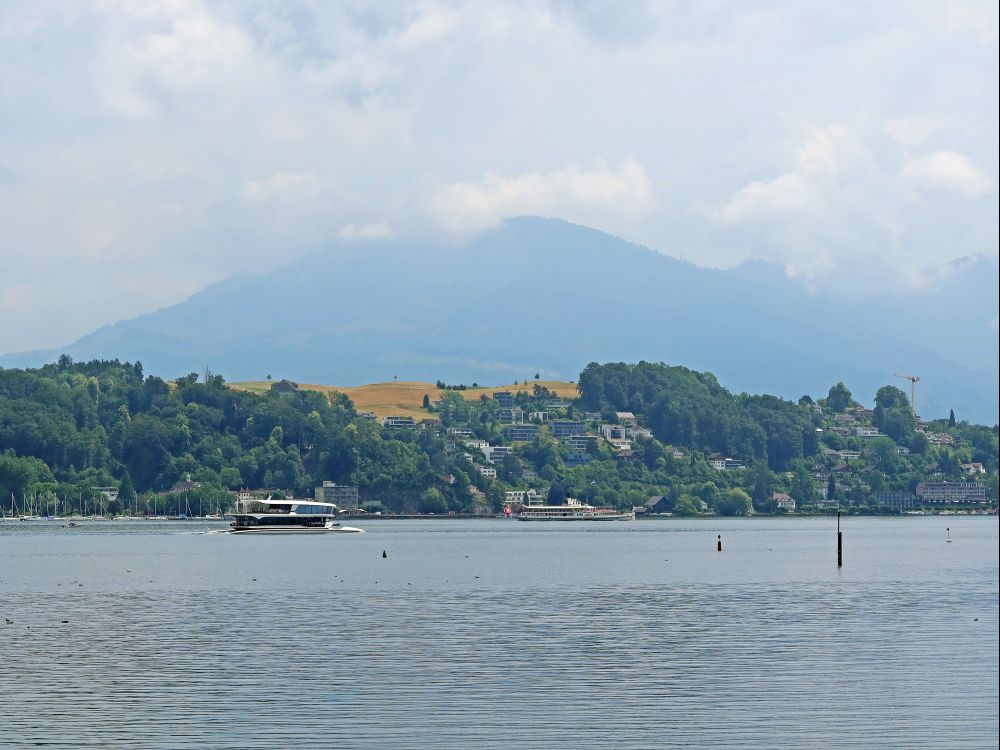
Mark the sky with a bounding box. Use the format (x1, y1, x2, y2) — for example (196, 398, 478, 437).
(1, 0, 997, 353)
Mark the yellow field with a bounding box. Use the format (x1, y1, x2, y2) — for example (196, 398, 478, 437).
(230, 379, 578, 419)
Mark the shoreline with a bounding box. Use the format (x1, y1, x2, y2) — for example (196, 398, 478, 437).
(2, 510, 995, 522)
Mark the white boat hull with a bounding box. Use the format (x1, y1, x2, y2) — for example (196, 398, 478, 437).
(228, 525, 364, 534)
(516, 514, 634, 521)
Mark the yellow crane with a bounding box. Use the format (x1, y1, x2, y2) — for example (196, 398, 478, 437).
(893, 373, 920, 417)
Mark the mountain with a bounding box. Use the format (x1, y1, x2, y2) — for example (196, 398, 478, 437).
(3, 217, 997, 423)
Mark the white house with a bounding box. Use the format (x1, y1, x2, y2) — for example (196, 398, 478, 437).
(505, 489, 541, 504)
(482, 445, 513, 464)
(773, 492, 796, 512)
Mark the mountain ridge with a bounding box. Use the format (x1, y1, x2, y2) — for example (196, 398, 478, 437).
(2, 217, 997, 422)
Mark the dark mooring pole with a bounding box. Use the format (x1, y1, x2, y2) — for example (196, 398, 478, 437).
(837, 511, 843, 568)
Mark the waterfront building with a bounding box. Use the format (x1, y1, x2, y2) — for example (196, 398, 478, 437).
(916, 482, 986, 505)
(314, 481, 359, 511)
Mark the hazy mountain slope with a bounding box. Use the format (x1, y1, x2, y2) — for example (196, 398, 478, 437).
(3, 217, 996, 422)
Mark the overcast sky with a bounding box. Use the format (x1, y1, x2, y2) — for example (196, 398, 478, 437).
(1, 0, 997, 353)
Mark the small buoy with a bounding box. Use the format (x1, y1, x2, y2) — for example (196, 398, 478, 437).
(382, 550, 387, 559)
(716, 534, 722, 552)
(946, 527, 953, 543)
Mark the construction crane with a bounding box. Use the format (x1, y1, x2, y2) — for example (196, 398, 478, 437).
(893, 373, 920, 417)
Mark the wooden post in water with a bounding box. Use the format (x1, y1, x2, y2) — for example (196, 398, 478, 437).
(716, 534, 722, 552)
(837, 512, 843, 568)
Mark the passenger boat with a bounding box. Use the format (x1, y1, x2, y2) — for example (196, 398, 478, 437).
(516, 497, 634, 521)
(229, 498, 364, 534)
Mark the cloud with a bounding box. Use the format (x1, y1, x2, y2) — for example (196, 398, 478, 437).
(337, 222, 394, 240)
(241, 172, 322, 203)
(0, 0, 996, 352)
(901, 151, 993, 196)
(429, 159, 653, 232)
(885, 115, 947, 147)
(720, 126, 849, 224)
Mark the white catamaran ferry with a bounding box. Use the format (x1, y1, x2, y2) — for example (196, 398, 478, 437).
(516, 497, 634, 521)
(229, 498, 363, 534)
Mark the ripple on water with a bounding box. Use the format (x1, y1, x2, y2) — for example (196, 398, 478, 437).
(1, 581, 997, 750)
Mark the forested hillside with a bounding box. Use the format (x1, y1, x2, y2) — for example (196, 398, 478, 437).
(0, 358, 996, 516)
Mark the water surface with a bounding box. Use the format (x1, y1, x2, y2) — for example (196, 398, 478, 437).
(1, 516, 997, 749)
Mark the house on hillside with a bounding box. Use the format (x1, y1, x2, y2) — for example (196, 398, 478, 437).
(506, 424, 540, 442)
(600, 424, 627, 441)
(615, 411, 638, 428)
(170, 478, 200, 494)
(707, 453, 744, 471)
(498, 407, 524, 424)
(493, 391, 514, 407)
(270, 379, 300, 394)
(551, 420, 585, 438)
(482, 445, 512, 464)
(962, 463, 986, 476)
(564, 434, 599, 452)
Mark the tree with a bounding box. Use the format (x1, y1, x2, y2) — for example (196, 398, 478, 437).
(422, 394, 431, 409)
(948, 409, 956, 428)
(418, 488, 448, 514)
(547, 482, 567, 505)
(673, 494, 700, 516)
(909, 431, 930, 455)
(749, 461, 774, 511)
(827, 474, 837, 504)
(534, 373, 540, 380)
(791, 464, 815, 504)
(873, 385, 915, 441)
(827, 382, 852, 413)
(716, 488, 751, 516)
(119, 470, 137, 509)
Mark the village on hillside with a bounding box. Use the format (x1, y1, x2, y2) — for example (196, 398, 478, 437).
(250, 375, 995, 518)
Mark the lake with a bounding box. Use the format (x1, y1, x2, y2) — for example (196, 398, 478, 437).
(1, 516, 997, 749)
